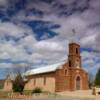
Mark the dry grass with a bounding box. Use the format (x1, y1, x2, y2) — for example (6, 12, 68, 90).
(0, 90, 99, 100)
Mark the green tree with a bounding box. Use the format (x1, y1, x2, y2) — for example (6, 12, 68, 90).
(95, 68, 100, 86)
(13, 73, 25, 93)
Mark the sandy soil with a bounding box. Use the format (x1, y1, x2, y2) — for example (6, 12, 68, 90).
(58, 89, 100, 100)
(0, 89, 100, 100)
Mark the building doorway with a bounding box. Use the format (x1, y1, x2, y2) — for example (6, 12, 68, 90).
(76, 76, 80, 90)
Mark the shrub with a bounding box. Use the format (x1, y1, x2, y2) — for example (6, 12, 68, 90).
(32, 87, 42, 94)
(12, 74, 25, 93)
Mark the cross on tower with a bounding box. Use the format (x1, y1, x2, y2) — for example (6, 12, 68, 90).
(72, 29, 76, 36)
(70, 28, 76, 43)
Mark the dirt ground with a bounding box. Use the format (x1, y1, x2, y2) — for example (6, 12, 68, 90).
(0, 90, 100, 100)
(59, 90, 100, 100)
(0, 96, 96, 100)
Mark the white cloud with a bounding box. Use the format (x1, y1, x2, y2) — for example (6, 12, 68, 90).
(83, 59, 94, 66)
(81, 51, 97, 61)
(80, 34, 96, 47)
(0, 0, 8, 6)
(34, 40, 63, 52)
(95, 63, 100, 69)
(0, 0, 100, 76)
(0, 63, 12, 68)
(0, 21, 33, 37)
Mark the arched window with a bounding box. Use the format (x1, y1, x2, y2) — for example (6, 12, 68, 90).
(69, 60, 71, 67)
(76, 48, 78, 54)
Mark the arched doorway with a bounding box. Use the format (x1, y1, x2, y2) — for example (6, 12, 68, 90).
(76, 76, 81, 90)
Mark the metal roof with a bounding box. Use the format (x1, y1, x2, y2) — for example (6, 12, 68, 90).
(25, 62, 65, 76)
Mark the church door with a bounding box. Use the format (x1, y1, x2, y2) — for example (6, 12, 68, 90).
(76, 76, 80, 90)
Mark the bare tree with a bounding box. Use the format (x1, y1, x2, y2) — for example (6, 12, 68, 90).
(9, 63, 32, 79)
(9, 63, 32, 93)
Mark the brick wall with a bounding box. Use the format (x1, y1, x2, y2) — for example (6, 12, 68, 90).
(25, 72, 56, 92)
(4, 80, 12, 91)
(55, 66, 89, 92)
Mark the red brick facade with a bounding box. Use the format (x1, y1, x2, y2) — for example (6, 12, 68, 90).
(25, 42, 89, 92)
(55, 43, 89, 92)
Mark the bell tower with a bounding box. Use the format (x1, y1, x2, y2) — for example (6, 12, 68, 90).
(68, 29, 81, 69)
(68, 42, 81, 68)
(56, 29, 89, 92)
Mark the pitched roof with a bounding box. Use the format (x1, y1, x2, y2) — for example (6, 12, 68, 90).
(25, 62, 65, 76)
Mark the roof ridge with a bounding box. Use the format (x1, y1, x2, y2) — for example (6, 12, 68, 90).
(25, 61, 65, 76)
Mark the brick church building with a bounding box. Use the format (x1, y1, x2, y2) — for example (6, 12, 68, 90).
(24, 42, 89, 92)
(4, 42, 89, 92)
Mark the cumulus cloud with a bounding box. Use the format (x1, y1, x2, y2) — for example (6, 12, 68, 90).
(0, 0, 8, 6)
(0, 21, 32, 37)
(34, 40, 63, 51)
(0, 0, 100, 77)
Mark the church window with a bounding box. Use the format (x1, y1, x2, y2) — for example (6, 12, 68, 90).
(44, 77, 46, 85)
(76, 48, 78, 54)
(69, 60, 71, 67)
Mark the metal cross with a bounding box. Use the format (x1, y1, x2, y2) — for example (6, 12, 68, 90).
(72, 29, 76, 38)
(70, 29, 76, 43)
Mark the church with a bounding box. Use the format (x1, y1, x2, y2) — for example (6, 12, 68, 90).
(4, 41, 89, 92)
(24, 42, 89, 92)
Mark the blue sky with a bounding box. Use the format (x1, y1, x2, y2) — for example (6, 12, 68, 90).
(0, 0, 100, 79)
